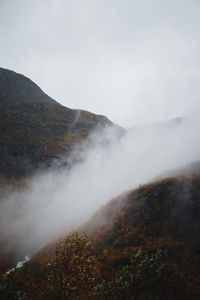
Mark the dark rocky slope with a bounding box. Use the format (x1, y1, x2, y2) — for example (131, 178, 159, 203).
(0, 68, 116, 178)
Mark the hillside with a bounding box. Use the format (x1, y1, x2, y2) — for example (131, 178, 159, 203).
(5, 174, 200, 299)
(0, 68, 200, 299)
(0, 68, 115, 178)
(0, 67, 123, 275)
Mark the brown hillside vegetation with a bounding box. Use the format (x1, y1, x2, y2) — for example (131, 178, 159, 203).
(3, 174, 200, 299)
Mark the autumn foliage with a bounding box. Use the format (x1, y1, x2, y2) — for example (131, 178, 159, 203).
(1, 175, 200, 299)
(47, 233, 99, 299)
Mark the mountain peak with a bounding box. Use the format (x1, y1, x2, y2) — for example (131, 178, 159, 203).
(0, 68, 116, 178)
(0, 67, 57, 105)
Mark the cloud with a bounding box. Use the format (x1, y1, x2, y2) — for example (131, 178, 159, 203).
(1, 110, 200, 260)
(0, 1, 200, 261)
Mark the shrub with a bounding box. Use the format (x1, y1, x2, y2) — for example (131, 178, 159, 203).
(94, 250, 164, 300)
(0, 273, 27, 300)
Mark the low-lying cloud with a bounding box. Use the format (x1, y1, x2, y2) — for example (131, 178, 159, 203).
(0, 110, 200, 260)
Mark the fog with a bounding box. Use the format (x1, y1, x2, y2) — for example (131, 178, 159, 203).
(1, 110, 200, 259)
(0, 0, 200, 262)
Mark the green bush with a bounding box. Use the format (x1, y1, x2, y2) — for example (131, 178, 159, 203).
(0, 273, 27, 300)
(94, 250, 164, 300)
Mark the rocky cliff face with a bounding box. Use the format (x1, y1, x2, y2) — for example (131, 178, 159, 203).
(0, 68, 115, 178)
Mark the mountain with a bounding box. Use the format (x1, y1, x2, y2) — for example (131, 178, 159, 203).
(78, 175, 200, 299)
(0, 67, 123, 270)
(0, 68, 200, 299)
(0, 68, 117, 178)
(8, 174, 200, 299)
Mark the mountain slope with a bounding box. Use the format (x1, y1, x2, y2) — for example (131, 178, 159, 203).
(10, 175, 200, 299)
(85, 175, 200, 299)
(0, 68, 116, 178)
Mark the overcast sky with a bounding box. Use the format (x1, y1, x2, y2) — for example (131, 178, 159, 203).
(1, 0, 200, 127)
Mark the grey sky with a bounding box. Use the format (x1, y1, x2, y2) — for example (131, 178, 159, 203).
(1, 0, 200, 127)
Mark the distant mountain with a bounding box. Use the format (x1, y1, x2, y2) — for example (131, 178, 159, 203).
(0, 68, 117, 178)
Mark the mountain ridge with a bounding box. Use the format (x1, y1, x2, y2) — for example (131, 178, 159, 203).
(0, 68, 118, 178)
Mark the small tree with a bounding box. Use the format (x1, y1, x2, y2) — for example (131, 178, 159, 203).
(47, 233, 99, 300)
(0, 272, 27, 300)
